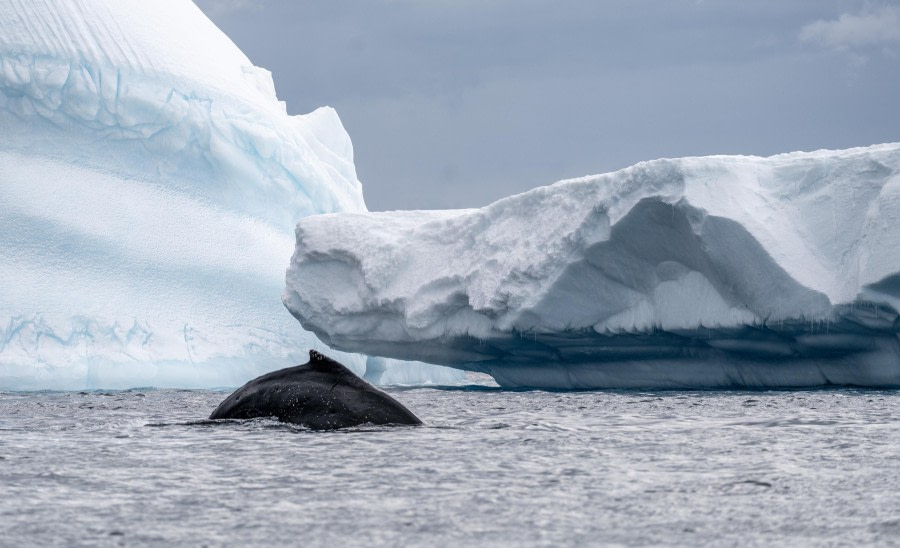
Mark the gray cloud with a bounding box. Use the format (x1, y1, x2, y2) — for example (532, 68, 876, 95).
(800, 5, 900, 50)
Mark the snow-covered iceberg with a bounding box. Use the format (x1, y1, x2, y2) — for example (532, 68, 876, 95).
(285, 143, 900, 388)
(0, 0, 462, 389)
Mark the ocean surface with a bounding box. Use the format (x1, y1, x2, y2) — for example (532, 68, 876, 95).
(2, 379, 899, 546)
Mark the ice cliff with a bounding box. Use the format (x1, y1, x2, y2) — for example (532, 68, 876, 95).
(0, 0, 461, 389)
(285, 144, 900, 388)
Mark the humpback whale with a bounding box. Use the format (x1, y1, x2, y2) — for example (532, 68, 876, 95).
(209, 350, 422, 430)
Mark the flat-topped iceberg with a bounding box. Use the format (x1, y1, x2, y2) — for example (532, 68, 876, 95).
(285, 143, 900, 388)
(0, 0, 461, 389)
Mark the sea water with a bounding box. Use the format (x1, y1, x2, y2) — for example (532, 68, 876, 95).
(1, 381, 899, 546)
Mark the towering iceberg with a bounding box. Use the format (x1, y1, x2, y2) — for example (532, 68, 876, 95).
(0, 0, 462, 388)
(285, 144, 900, 389)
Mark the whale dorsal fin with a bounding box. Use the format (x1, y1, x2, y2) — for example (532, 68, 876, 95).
(308, 349, 357, 378)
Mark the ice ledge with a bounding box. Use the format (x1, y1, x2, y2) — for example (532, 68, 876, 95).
(284, 143, 900, 388)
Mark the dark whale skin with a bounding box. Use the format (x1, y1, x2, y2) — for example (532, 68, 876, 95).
(209, 350, 422, 430)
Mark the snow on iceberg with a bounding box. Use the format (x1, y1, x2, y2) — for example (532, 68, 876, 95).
(285, 143, 900, 389)
(0, 0, 462, 389)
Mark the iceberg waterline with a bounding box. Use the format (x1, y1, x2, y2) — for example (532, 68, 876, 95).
(0, 0, 462, 389)
(285, 143, 900, 389)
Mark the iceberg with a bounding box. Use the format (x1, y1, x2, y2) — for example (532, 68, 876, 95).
(0, 0, 462, 389)
(285, 143, 900, 389)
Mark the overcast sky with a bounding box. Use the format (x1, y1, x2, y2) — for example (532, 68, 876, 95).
(195, 0, 900, 211)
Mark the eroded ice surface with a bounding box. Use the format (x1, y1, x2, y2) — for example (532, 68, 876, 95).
(285, 144, 900, 388)
(0, 0, 462, 389)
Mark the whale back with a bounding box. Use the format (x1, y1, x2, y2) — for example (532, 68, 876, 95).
(209, 350, 422, 429)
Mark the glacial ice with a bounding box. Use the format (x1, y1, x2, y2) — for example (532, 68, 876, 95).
(0, 0, 462, 389)
(285, 143, 900, 389)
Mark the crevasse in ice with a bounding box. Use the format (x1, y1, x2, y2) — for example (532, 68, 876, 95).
(0, 0, 462, 388)
(285, 144, 900, 388)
